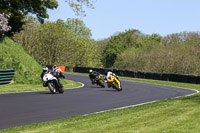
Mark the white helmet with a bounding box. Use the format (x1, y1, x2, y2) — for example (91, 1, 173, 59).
(89, 69, 93, 73)
(42, 67, 48, 72)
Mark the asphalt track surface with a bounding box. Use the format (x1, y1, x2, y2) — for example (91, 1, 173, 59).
(0, 73, 198, 129)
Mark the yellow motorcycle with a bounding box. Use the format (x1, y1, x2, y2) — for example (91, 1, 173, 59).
(107, 74, 122, 91)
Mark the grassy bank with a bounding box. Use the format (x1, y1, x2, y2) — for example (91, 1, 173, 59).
(1, 73, 200, 132)
(0, 38, 42, 84)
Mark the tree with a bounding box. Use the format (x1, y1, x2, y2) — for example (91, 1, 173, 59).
(14, 18, 102, 67)
(36, 22, 73, 65)
(103, 29, 142, 68)
(13, 16, 44, 65)
(0, 13, 11, 39)
(114, 32, 200, 75)
(65, 18, 92, 39)
(64, 18, 101, 67)
(0, 0, 58, 36)
(0, 0, 95, 36)
(66, 0, 95, 16)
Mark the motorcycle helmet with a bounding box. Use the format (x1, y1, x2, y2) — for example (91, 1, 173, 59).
(56, 67, 62, 73)
(42, 67, 48, 72)
(105, 69, 112, 75)
(53, 65, 57, 68)
(52, 65, 57, 71)
(89, 69, 93, 73)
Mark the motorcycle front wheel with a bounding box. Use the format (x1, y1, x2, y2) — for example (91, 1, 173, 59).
(98, 80, 105, 88)
(113, 81, 122, 91)
(48, 82, 56, 94)
(58, 88, 64, 93)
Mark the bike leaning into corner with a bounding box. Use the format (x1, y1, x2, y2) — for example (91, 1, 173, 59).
(94, 73, 105, 88)
(106, 71, 122, 91)
(41, 67, 64, 94)
(89, 69, 105, 88)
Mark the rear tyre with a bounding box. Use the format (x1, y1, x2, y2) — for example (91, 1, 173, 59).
(48, 82, 56, 94)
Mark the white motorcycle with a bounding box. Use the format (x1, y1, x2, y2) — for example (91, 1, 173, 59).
(43, 72, 64, 94)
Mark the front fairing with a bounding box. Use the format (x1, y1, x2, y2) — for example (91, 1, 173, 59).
(43, 73, 56, 82)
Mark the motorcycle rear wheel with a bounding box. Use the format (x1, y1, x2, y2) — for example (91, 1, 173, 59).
(48, 82, 56, 94)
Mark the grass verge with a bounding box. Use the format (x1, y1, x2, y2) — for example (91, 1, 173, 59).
(1, 73, 200, 132)
(0, 79, 82, 93)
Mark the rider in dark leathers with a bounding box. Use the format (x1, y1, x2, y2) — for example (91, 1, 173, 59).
(89, 69, 101, 84)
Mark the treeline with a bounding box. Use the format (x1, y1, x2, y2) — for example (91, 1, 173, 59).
(13, 17, 200, 75)
(97, 30, 200, 75)
(13, 17, 102, 68)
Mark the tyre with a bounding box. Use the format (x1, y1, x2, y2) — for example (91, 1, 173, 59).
(117, 87, 122, 91)
(58, 87, 64, 93)
(113, 82, 122, 91)
(48, 82, 56, 94)
(99, 80, 105, 88)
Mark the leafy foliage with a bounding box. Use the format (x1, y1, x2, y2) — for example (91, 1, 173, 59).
(0, 0, 95, 36)
(113, 32, 200, 75)
(14, 17, 102, 67)
(66, 0, 96, 16)
(0, 0, 58, 36)
(102, 29, 142, 67)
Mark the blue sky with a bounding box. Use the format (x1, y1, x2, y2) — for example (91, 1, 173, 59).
(47, 0, 200, 40)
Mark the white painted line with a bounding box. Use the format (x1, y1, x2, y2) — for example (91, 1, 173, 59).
(64, 82, 85, 90)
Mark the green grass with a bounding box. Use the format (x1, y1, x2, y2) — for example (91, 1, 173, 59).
(1, 73, 200, 132)
(0, 79, 82, 93)
(0, 38, 42, 84)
